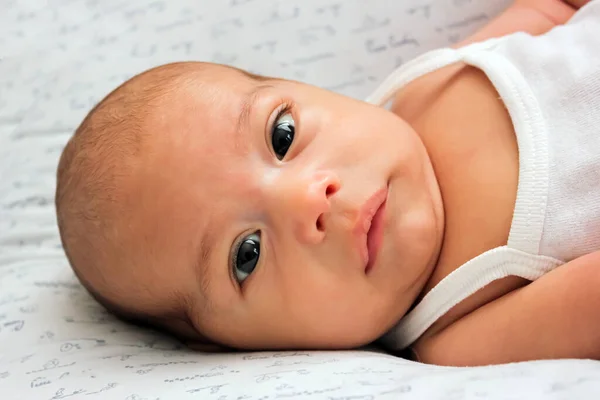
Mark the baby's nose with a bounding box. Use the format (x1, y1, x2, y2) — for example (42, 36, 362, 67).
(274, 170, 340, 245)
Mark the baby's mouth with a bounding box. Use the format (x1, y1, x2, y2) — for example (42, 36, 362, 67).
(366, 198, 387, 274)
(354, 187, 388, 274)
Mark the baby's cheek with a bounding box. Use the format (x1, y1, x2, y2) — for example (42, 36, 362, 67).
(296, 279, 377, 330)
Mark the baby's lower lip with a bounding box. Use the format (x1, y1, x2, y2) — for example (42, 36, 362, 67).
(366, 200, 386, 274)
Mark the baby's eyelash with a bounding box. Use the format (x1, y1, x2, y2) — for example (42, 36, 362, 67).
(273, 103, 293, 123)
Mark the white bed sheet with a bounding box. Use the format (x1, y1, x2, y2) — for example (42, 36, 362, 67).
(2, 0, 600, 398)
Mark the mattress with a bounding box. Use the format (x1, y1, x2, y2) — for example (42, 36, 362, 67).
(2, 0, 600, 398)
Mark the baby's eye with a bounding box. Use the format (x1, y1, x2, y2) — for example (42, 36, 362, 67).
(271, 112, 295, 160)
(232, 232, 261, 284)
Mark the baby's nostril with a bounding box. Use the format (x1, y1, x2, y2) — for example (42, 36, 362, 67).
(316, 215, 324, 232)
(326, 184, 336, 197)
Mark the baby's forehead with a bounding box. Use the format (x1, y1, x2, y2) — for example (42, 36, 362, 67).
(156, 64, 269, 114)
(152, 67, 286, 137)
(174, 63, 272, 95)
(138, 65, 270, 158)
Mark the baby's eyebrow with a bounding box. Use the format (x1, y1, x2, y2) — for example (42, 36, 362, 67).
(195, 222, 215, 297)
(235, 83, 274, 151)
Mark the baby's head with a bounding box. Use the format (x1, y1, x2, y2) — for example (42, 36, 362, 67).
(56, 62, 444, 350)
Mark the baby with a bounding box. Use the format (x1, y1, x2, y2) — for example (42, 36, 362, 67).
(55, 0, 600, 366)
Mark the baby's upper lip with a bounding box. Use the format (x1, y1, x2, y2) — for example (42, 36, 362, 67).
(353, 187, 388, 270)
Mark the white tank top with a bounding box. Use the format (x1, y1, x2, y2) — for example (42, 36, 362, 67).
(367, 0, 600, 350)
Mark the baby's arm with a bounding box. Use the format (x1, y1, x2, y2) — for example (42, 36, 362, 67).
(413, 251, 600, 366)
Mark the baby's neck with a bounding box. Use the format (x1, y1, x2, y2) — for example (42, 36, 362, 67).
(391, 63, 526, 335)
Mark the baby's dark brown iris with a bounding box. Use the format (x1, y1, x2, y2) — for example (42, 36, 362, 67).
(235, 233, 260, 281)
(272, 121, 294, 160)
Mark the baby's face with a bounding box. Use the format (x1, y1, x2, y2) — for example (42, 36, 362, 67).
(132, 65, 444, 349)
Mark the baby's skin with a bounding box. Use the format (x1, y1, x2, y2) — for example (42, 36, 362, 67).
(55, 0, 599, 366)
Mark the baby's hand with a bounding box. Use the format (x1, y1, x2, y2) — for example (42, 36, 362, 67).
(455, 0, 578, 47)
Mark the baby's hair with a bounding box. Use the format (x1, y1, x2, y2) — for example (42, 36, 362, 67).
(56, 62, 267, 343)
(56, 63, 189, 333)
